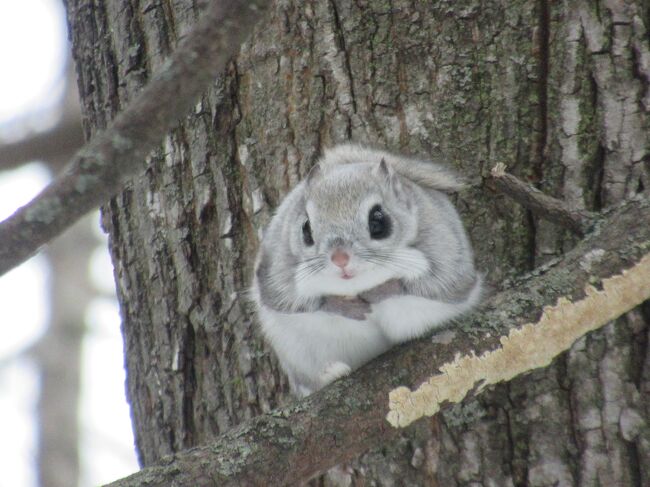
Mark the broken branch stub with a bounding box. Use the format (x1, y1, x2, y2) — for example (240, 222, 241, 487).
(489, 163, 595, 235)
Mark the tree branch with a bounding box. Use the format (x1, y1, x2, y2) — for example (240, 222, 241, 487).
(0, 62, 83, 172)
(0, 0, 270, 277)
(105, 195, 650, 486)
(0, 116, 84, 172)
(489, 163, 595, 236)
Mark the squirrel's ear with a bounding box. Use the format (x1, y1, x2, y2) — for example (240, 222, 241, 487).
(375, 158, 392, 178)
(379, 158, 389, 176)
(376, 158, 407, 199)
(306, 163, 322, 186)
(375, 158, 398, 183)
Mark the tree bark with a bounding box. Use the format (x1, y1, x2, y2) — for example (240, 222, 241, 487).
(65, 0, 650, 486)
(102, 194, 650, 486)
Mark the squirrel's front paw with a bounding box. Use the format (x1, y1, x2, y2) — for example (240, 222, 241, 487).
(321, 296, 371, 320)
(358, 278, 404, 303)
(319, 361, 352, 386)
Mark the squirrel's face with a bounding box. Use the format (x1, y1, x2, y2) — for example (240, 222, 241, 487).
(292, 161, 430, 297)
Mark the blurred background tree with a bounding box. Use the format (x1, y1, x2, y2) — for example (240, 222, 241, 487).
(0, 1, 138, 486)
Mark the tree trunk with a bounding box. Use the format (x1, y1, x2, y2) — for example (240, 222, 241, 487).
(36, 218, 95, 487)
(65, 0, 650, 485)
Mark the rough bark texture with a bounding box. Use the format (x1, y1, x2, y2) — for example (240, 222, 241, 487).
(102, 195, 649, 487)
(66, 0, 650, 485)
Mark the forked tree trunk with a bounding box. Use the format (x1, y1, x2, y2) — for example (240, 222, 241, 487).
(65, 0, 650, 484)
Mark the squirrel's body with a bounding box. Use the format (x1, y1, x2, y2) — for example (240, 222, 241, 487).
(257, 305, 388, 396)
(252, 144, 481, 396)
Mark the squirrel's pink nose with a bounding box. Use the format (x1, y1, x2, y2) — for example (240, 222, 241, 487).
(331, 249, 350, 268)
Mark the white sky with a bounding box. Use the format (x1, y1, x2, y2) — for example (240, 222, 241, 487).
(0, 1, 139, 486)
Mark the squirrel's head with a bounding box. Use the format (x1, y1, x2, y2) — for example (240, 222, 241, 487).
(290, 159, 428, 297)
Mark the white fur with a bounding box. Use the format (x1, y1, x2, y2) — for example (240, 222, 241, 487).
(253, 145, 481, 396)
(256, 275, 481, 395)
(258, 304, 390, 395)
(298, 247, 429, 298)
(320, 362, 353, 384)
(372, 277, 482, 343)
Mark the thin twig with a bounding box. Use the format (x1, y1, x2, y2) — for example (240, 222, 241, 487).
(490, 163, 595, 236)
(0, 0, 270, 276)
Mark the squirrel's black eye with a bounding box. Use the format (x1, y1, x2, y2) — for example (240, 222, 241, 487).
(368, 204, 391, 239)
(302, 219, 314, 246)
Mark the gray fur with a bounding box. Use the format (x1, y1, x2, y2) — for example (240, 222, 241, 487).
(252, 144, 481, 396)
(321, 143, 466, 192)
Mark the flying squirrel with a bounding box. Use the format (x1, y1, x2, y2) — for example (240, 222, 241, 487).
(252, 144, 482, 396)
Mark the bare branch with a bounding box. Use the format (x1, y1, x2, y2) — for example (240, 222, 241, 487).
(0, 62, 83, 172)
(0, 0, 270, 277)
(105, 196, 650, 487)
(489, 163, 595, 236)
(0, 117, 84, 172)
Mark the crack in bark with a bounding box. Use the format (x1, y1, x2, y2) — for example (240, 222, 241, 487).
(557, 353, 581, 484)
(328, 0, 357, 116)
(535, 0, 550, 179)
(181, 321, 198, 446)
(121, 0, 148, 78)
(504, 383, 526, 487)
(159, 0, 178, 53)
(626, 438, 644, 487)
